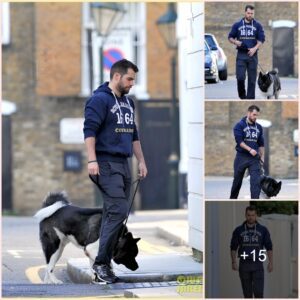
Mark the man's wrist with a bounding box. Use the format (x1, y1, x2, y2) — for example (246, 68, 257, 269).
(249, 148, 252, 153)
(88, 160, 97, 164)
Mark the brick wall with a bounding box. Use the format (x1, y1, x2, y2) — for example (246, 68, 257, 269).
(35, 3, 82, 96)
(2, 3, 94, 214)
(205, 101, 298, 178)
(2, 3, 36, 111)
(146, 3, 174, 99)
(205, 2, 298, 76)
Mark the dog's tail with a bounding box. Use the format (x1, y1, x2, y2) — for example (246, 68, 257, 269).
(272, 68, 279, 74)
(34, 191, 71, 223)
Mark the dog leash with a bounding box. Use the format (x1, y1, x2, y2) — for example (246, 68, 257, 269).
(120, 178, 141, 238)
(89, 174, 141, 238)
(256, 154, 266, 176)
(253, 55, 266, 74)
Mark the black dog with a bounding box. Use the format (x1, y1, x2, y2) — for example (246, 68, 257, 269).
(34, 191, 140, 284)
(258, 69, 281, 99)
(260, 175, 282, 198)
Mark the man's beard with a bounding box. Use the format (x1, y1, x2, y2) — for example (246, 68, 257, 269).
(248, 116, 256, 123)
(245, 16, 253, 22)
(117, 83, 130, 96)
(246, 220, 256, 225)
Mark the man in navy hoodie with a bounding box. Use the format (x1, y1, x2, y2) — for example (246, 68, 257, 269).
(228, 5, 265, 99)
(230, 105, 264, 199)
(83, 59, 147, 284)
(230, 205, 273, 298)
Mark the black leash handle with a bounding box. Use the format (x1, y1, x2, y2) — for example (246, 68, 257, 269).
(89, 174, 100, 188)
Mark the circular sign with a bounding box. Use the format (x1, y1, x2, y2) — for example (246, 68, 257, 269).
(103, 48, 124, 70)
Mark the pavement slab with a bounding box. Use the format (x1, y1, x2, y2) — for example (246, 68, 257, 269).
(67, 254, 202, 284)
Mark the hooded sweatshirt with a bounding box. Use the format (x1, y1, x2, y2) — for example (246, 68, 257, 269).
(228, 18, 265, 53)
(233, 116, 264, 154)
(83, 82, 139, 161)
(230, 221, 272, 263)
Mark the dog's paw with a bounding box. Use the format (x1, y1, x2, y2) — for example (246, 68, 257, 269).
(52, 278, 63, 284)
(44, 273, 63, 284)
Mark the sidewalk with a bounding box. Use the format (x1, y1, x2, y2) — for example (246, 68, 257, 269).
(67, 210, 203, 298)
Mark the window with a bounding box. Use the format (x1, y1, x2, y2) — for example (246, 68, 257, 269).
(81, 3, 148, 99)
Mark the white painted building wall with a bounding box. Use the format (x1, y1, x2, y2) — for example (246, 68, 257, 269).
(177, 2, 204, 252)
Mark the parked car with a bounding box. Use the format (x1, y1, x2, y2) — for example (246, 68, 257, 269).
(205, 33, 228, 81)
(205, 40, 219, 84)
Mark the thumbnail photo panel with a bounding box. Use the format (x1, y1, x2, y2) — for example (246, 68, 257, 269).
(205, 101, 298, 200)
(205, 201, 298, 298)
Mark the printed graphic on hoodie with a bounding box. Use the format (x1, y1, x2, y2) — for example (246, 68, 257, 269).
(231, 222, 272, 262)
(110, 98, 134, 130)
(228, 18, 265, 52)
(233, 116, 264, 154)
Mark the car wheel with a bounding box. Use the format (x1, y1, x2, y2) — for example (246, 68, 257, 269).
(219, 68, 228, 81)
(212, 70, 219, 84)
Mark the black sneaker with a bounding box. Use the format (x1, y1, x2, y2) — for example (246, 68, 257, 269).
(92, 264, 116, 284)
(108, 265, 119, 282)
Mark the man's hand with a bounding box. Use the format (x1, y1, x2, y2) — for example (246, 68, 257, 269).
(267, 262, 273, 273)
(248, 47, 258, 57)
(235, 40, 242, 47)
(232, 261, 238, 271)
(88, 161, 100, 176)
(249, 149, 258, 157)
(138, 161, 148, 179)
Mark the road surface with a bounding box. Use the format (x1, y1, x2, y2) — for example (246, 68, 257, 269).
(2, 213, 191, 297)
(205, 76, 298, 100)
(205, 176, 298, 199)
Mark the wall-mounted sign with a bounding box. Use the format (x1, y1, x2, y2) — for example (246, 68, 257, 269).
(295, 146, 298, 157)
(64, 151, 82, 172)
(60, 118, 84, 144)
(103, 48, 124, 71)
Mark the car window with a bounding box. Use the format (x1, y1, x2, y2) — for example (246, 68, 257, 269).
(205, 35, 217, 49)
(205, 41, 209, 52)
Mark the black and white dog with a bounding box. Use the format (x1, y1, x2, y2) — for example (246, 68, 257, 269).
(34, 191, 140, 284)
(258, 69, 281, 99)
(260, 175, 282, 198)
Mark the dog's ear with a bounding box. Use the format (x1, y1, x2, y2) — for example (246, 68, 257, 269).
(278, 181, 282, 188)
(125, 232, 133, 238)
(134, 237, 141, 243)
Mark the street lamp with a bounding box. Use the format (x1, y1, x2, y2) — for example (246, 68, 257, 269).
(89, 3, 126, 90)
(156, 3, 177, 49)
(91, 3, 126, 38)
(156, 3, 179, 209)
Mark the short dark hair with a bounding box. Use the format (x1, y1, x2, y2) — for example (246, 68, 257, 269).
(248, 105, 260, 112)
(245, 205, 257, 214)
(110, 59, 139, 80)
(245, 5, 255, 11)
